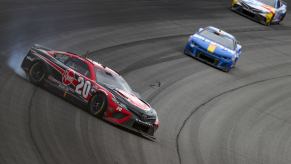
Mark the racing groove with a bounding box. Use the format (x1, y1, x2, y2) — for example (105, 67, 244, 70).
(1, 0, 291, 164)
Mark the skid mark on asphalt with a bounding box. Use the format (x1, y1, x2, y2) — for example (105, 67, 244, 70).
(28, 87, 47, 164)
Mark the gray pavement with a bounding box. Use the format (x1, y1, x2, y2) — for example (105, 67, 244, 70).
(0, 0, 291, 164)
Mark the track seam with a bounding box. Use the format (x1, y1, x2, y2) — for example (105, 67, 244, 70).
(28, 88, 47, 164)
(84, 26, 291, 164)
(176, 74, 291, 164)
(88, 34, 188, 56)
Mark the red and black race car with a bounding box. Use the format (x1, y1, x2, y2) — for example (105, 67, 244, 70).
(21, 45, 159, 137)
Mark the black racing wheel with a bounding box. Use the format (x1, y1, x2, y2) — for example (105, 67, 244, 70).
(89, 92, 107, 117)
(29, 61, 46, 85)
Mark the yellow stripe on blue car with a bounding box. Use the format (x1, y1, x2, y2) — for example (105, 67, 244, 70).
(207, 44, 217, 53)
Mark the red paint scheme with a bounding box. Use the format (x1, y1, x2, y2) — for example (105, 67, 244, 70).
(23, 46, 159, 136)
(115, 89, 150, 111)
(57, 51, 158, 126)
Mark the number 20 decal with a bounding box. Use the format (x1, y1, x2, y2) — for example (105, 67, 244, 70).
(75, 76, 91, 98)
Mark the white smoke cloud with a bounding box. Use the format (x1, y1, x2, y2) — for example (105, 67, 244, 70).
(7, 48, 27, 79)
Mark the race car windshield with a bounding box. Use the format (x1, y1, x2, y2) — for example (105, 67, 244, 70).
(95, 68, 133, 93)
(199, 29, 235, 50)
(257, 0, 275, 7)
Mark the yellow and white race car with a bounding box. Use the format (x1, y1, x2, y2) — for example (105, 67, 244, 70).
(231, 0, 287, 25)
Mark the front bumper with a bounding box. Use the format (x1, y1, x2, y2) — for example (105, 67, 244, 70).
(104, 106, 159, 136)
(184, 43, 234, 72)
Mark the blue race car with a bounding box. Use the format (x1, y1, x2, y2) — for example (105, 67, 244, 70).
(231, 0, 287, 26)
(184, 26, 242, 72)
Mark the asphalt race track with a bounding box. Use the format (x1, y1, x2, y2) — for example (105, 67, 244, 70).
(1, 0, 291, 164)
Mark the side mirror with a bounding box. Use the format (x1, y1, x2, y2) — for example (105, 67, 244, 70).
(198, 28, 204, 32)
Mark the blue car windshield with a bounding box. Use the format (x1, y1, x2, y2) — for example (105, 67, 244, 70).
(95, 68, 133, 93)
(257, 0, 275, 7)
(199, 29, 235, 50)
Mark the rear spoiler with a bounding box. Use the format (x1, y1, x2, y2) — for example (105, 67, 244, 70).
(32, 44, 53, 51)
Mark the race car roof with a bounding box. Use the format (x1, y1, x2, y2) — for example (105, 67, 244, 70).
(206, 26, 236, 41)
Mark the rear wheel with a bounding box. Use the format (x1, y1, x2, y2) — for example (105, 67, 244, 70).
(184, 47, 191, 56)
(232, 58, 238, 68)
(184, 48, 188, 55)
(279, 14, 286, 23)
(29, 61, 46, 85)
(147, 127, 155, 136)
(89, 92, 107, 117)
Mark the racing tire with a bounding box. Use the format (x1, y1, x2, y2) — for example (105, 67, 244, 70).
(29, 61, 46, 85)
(184, 48, 190, 56)
(222, 67, 231, 73)
(279, 14, 286, 23)
(232, 58, 238, 68)
(89, 92, 107, 118)
(147, 127, 155, 136)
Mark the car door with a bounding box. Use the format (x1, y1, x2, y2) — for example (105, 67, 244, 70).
(64, 57, 93, 102)
(42, 52, 72, 93)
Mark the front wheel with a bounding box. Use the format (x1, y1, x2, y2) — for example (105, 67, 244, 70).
(184, 48, 190, 56)
(89, 92, 107, 117)
(279, 14, 286, 23)
(29, 61, 46, 85)
(232, 58, 238, 68)
(222, 67, 231, 73)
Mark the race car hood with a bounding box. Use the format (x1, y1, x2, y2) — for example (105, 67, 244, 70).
(114, 88, 150, 111)
(102, 84, 154, 114)
(240, 0, 275, 13)
(191, 34, 235, 58)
